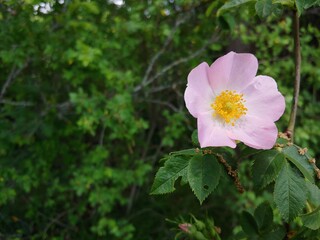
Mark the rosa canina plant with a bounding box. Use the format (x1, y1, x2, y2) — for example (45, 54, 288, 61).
(151, 1, 320, 239)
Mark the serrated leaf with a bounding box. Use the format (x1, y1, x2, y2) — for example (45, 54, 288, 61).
(254, 202, 273, 233)
(252, 150, 285, 189)
(180, 170, 188, 186)
(217, 0, 256, 16)
(305, 0, 320, 8)
(282, 145, 314, 183)
(150, 156, 190, 195)
(274, 161, 307, 221)
(301, 207, 320, 230)
(188, 154, 221, 204)
(295, 0, 320, 15)
(255, 0, 273, 18)
(306, 181, 320, 206)
(241, 211, 259, 236)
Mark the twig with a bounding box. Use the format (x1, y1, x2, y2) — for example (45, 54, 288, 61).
(137, 14, 191, 92)
(134, 34, 220, 92)
(42, 211, 69, 234)
(0, 99, 72, 108)
(99, 124, 106, 146)
(0, 99, 34, 106)
(126, 185, 137, 215)
(287, 10, 301, 141)
(0, 63, 27, 101)
(144, 99, 178, 112)
(202, 149, 245, 193)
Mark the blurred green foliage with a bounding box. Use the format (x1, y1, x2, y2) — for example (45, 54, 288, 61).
(0, 0, 319, 239)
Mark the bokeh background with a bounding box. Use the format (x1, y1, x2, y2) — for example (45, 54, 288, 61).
(0, 0, 319, 239)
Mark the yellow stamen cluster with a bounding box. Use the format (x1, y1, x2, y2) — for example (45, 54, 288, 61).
(211, 90, 247, 126)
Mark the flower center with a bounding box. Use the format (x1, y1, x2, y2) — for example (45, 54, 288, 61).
(211, 90, 247, 126)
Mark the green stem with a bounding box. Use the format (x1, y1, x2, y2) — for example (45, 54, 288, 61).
(287, 10, 301, 142)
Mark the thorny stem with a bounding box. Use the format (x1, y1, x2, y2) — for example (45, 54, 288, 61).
(199, 149, 245, 193)
(283, 11, 301, 239)
(216, 154, 245, 194)
(287, 10, 301, 142)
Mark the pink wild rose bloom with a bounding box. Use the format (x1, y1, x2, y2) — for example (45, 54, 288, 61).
(184, 51, 285, 149)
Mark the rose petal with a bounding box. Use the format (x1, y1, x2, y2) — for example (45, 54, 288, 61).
(208, 51, 258, 93)
(198, 112, 236, 148)
(228, 115, 278, 149)
(242, 75, 285, 122)
(184, 62, 215, 118)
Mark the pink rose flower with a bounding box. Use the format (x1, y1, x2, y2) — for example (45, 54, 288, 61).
(184, 51, 285, 149)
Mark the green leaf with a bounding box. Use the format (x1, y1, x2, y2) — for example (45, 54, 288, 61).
(255, 0, 273, 18)
(301, 206, 320, 230)
(271, 3, 284, 16)
(295, 0, 304, 14)
(305, 0, 320, 7)
(306, 181, 320, 206)
(240, 211, 259, 236)
(188, 154, 221, 204)
(282, 145, 315, 183)
(274, 161, 307, 221)
(180, 170, 189, 186)
(254, 202, 273, 233)
(252, 150, 285, 189)
(260, 226, 286, 240)
(150, 156, 190, 195)
(217, 0, 256, 16)
(238, 143, 263, 160)
(295, 0, 320, 15)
